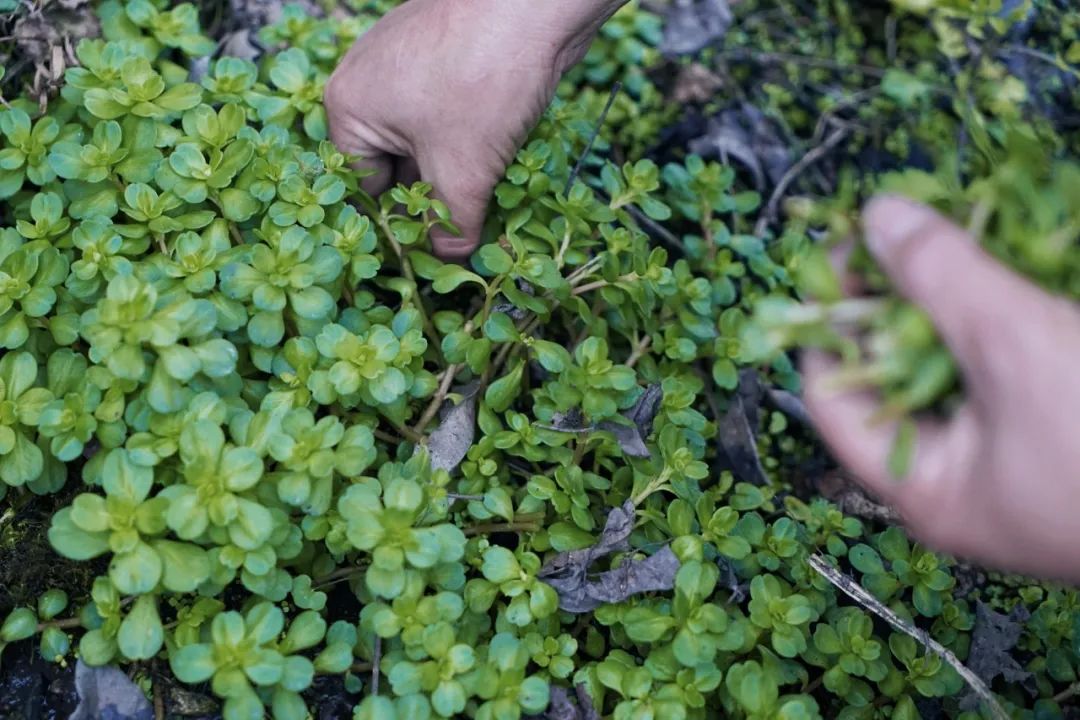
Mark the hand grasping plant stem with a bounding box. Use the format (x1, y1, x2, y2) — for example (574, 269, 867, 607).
(327, 0, 1080, 583)
(326, 0, 630, 259)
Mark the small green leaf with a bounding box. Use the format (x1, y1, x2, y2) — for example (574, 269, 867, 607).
(118, 595, 163, 660)
(432, 265, 487, 293)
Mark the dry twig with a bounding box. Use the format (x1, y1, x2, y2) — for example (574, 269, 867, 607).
(371, 636, 382, 696)
(808, 553, 1009, 720)
(755, 127, 849, 237)
(565, 82, 622, 197)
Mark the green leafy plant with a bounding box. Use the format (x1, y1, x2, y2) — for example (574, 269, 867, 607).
(0, 1, 1077, 719)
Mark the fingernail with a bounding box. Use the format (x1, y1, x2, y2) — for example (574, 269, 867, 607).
(862, 194, 931, 259)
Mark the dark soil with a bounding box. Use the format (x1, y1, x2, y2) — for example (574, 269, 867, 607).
(0, 644, 78, 720)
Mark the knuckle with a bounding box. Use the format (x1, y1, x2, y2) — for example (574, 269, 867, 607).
(323, 71, 350, 113)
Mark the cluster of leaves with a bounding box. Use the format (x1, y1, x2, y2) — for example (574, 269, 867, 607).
(723, 0, 1080, 469)
(0, 1, 1078, 720)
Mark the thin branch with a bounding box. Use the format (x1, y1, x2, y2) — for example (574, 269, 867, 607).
(808, 554, 1009, 720)
(446, 493, 484, 502)
(565, 82, 622, 197)
(229, 223, 244, 246)
(462, 513, 546, 538)
(571, 279, 611, 296)
(153, 663, 165, 720)
(38, 596, 136, 632)
(999, 45, 1080, 78)
(718, 48, 889, 78)
(414, 318, 475, 435)
(626, 334, 652, 369)
(375, 214, 441, 357)
(755, 127, 849, 237)
(379, 411, 423, 444)
(373, 428, 403, 445)
(1053, 680, 1080, 705)
(371, 637, 382, 696)
(598, 189, 687, 253)
(413, 362, 460, 434)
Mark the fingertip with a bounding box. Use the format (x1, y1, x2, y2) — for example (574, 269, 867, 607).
(861, 193, 938, 264)
(356, 156, 394, 197)
(801, 350, 892, 489)
(431, 233, 479, 262)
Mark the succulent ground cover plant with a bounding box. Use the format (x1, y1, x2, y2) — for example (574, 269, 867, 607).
(0, 0, 1077, 718)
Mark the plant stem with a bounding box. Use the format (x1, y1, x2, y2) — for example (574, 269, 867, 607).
(626, 334, 652, 368)
(808, 554, 1009, 720)
(486, 315, 540, 384)
(1053, 681, 1080, 704)
(463, 521, 542, 538)
(37, 616, 82, 631)
(414, 362, 460, 435)
(413, 319, 475, 435)
(372, 428, 403, 445)
(632, 468, 672, 507)
(565, 256, 604, 286)
(153, 662, 165, 720)
(755, 126, 850, 237)
(371, 637, 381, 695)
(802, 674, 824, 695)
(463, 513, 546, 538)
(376, 213, 441, 357)
(37, 597, 136, 633)
(702, 206, 716, 265)
(378, 410, 423, 444)
(229, 223, 244, 246)
(564, 81, 622, 197)
(571, 279, 611, 296)
(313, 563, 368, 589)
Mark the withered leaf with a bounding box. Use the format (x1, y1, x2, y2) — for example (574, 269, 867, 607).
(542, 384, 664, 459)
(71, 660, 154, 720)
(717, 370, 770, 485)
(538, 686, 576, 720)
(688, 104, 791, 190)
(960, 602, 1035, 711)
(424, 382, 480, 474)
(661, 0, 734, 57)
(220, 28, 263, 62)
(13, 6, 98, 67)
(539, 501, 680, 613)
(491, 302, 529, 321)
(532, 684, 601, 720)
(717, 555, 748, 604)
(765, 386, 812, 428)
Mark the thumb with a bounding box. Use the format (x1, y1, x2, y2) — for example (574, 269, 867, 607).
(419, 150, 500, 261)
(862, 194, 1040, 385)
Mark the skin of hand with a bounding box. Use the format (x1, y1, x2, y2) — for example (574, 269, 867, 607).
(804, 195, 1080, 582)
(325, 0, 626, 260)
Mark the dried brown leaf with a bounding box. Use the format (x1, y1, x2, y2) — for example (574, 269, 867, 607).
(661, 0, 733, 56)
(539, 501, 680, 613)
(71, 661, 154, 720)
(960, 602, 1035, 711)
(716, 370, 770, 485)
(424, 382, 480, 474)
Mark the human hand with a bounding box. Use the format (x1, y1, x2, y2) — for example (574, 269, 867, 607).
(804, 195, 1080, 582)
(326, 0, 625, 259)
